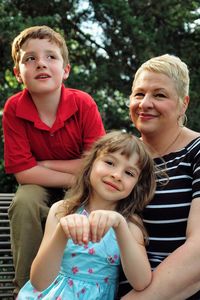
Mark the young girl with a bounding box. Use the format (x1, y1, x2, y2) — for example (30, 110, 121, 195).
(17, 131, 156, 300)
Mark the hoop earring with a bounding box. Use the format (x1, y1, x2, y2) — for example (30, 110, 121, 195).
(178, 114, 187, 127)
(182, 114, 188, 127)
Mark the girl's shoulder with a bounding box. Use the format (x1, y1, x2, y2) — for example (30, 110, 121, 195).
(51, 199, 65, 210)
(50, 200, 66, 219)
(128, 214, 144, 244)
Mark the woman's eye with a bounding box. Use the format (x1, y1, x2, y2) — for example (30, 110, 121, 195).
(155, 93, 166, 98)
(133, 93, 144, 99)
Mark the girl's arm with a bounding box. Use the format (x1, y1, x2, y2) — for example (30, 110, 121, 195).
(114, 214, 152, 291)
(121, 198, 200, 299)
(88, 210, 152, 291)
(30, 201, 68, 291)
(30, 202, 90, 291)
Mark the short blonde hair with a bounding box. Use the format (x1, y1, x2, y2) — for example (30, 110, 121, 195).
(12, 25, 69, 70)
(132, 54, 189, 104)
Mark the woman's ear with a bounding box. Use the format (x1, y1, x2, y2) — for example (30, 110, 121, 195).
(181, 95, 190, 115)
(63, 64, 71, 80)
(13, 67, 23, 83)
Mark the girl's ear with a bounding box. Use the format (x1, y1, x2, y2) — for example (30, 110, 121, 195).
(63, 64, 71, 80)
(13, 67, 23, 83)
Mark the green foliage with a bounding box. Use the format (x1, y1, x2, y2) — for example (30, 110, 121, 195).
(0, 0, 200, 191)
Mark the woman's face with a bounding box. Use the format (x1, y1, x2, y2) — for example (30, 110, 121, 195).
(129, 70, 188, 136)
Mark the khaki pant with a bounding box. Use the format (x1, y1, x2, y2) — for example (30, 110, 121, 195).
(8, 184, 65, 293)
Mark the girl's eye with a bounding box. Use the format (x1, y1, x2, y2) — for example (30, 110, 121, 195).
(125, 171, 134, 177)
(105, 160, 114, 166)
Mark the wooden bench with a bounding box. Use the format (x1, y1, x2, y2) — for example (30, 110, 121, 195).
(0, 193, 15, 299)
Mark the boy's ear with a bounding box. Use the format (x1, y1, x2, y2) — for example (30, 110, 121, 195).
(63, 64, 71, 80)
(13, 67, 23, 83)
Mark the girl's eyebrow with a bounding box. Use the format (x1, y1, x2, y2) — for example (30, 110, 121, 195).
(104, 153, 140, 173)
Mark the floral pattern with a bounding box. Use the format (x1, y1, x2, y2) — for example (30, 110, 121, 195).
(17, 219, 120, 299)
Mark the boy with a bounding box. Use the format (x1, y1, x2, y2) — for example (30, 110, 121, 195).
(2, 25, 105, 296)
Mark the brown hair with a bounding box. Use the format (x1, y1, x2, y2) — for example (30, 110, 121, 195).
(60, 131, 157, 238)
(12, 25, 69, 70)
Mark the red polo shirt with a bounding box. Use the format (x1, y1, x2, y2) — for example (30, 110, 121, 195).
(3, 85, 105, 174)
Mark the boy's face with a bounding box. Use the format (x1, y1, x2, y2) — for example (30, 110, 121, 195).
(14, 38, 70, 95)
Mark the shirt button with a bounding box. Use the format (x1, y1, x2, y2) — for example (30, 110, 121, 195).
(50, 133, 54, 136)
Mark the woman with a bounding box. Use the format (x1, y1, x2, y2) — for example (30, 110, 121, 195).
(119, 54, 200, 299)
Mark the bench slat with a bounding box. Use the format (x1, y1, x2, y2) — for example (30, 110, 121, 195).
(0, 193, 15, 297)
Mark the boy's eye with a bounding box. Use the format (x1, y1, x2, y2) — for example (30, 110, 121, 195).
(47, 55, 56, 59)
(25, 56, 35, 62)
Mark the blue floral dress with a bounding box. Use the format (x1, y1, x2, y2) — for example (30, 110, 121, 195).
(17, 211, 120, 300)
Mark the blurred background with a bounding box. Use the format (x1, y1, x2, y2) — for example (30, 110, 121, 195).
(0, 0, 200, 192)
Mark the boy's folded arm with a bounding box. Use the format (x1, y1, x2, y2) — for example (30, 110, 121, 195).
(37, 158, 83, 174)
(15, 164, 76, 188)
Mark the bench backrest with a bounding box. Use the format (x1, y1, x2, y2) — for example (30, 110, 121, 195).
(0, 193, 15, 299)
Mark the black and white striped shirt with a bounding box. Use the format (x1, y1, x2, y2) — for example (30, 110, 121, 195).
(118, 137, 200, 299)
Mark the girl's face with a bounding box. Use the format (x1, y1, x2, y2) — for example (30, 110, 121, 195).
(129, 70, 188, 136)
(89, 150, 141, 210)
(14, 38, 70, 97)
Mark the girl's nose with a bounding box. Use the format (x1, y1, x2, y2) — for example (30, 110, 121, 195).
(111, 170, 122, 181)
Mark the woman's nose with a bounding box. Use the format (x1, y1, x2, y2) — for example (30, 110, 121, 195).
(139, 94, 153, 108)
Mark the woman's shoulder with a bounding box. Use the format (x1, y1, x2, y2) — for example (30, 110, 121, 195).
(179, 127, 200, 150)
(184, 127, 200, 141)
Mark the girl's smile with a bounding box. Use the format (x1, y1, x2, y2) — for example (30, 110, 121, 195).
(89, 150, 141, 209)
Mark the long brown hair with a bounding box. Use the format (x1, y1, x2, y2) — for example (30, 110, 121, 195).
(59, 131, 156, 237)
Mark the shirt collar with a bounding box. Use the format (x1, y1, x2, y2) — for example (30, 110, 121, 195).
(16, 84, 78, 132)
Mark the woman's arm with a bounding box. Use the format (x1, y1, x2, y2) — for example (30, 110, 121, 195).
(122, 198, 200, 300)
